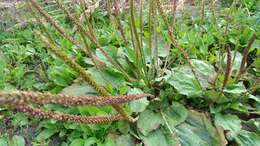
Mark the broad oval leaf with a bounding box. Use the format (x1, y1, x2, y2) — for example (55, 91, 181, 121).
(128, 88, 149, 113)
(214, 113, 241, 137)
(167, 70, 202, 97)
(88, 67, 125, 87)
(69, 139, 85, 146)
(12, 135, 25, 146)
(191, 59, 215, 76)
(140, 128, 176, 146)
(61, 82, 97, 96)
(164, 102, 188, 127)
(115, 134, 135, 146)
(234, 130, 260, 146)
(176, 110, 227, 146)
(224, 82, 247, 94)
(137, 109, 164, 136)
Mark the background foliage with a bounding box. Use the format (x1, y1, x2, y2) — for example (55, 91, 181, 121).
(0, 0, 259, 146)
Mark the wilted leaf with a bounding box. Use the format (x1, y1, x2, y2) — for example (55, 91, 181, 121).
(137, 109, 164, 136)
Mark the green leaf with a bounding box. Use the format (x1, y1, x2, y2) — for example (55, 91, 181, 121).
(167, 70, 202, 97)
(214, 113, 241, 136)
(98, 138, 116, 146)
(223, 51, 242, 72)
(47, 65, 76, 87)
(191, 59, 215, 76)
(175, 110, 227, 146)
(70, 139, 85, 146)
(117, 120, 130, 134)
(61, 82, 97, 96)
(128, 88, 149, 113)
(164, 102, 188, 127)
(248, 95, 260, 103)
(157, 38, 169, 58)
(140, 128, 176, 146)
(224, 82, 247, 94)
(12, 135, 25, 146)
(11, 113, 28, 127)
(0, 57, 6, 89)
(88, 67, 125, 87)
(130, 98, 149, 113)
(84, 137, 98, 146)
(115, 134, 135, 146)
(137, 109, 164, 136)
(234, 130, 260, 146)
(0, 138, 7, 146)
(36, 129, 57, 141)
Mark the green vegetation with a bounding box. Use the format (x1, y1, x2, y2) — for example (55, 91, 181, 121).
(0, 0, 259, 146)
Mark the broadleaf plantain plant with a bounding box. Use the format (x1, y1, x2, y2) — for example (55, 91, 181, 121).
(0, 0, 259, 145)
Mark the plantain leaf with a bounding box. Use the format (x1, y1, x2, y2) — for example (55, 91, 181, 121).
(12, 135, 25, 146)
(88, 67, 125, 87)
(128, 88, 149, 113)
(69, 139, 85, 146)
(115, 134, 135, 146)
(137, 109, 164, 136)
(167, 70, 202, 97)
(234, 130, 260, 146)
(175, 110, 227, 146)
(164, 102, 188, 127)
(214, 113, 241, 137)
(139, 128, 176, 146)
(224, 82, 247, 94)
(191, 59, 215, 76)
(61, 82, 97, 96)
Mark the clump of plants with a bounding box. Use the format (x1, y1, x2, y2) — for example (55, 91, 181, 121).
(0, 0, 259, 145)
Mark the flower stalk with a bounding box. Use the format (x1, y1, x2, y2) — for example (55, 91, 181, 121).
(236, 32, 257, 81)
(219, 45, 232, 97)
(15, 105, 123, 124)
(0, 91, 152, 107)
(35, 30, 135, 122)
(156, 0, 203, 90)
(28, 0, 105, 68)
